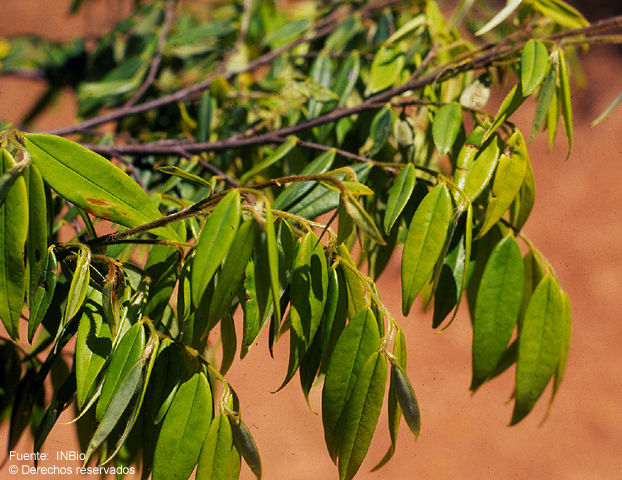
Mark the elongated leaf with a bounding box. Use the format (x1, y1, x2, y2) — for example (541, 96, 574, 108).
(0, 148, 28, 340)
(384, 164, 416, 234)
(157, 166, 212, 190)
(205, 218, 257, 334)
(145, 244, 181, 320)
(432, 103, 463, 156)
(337, 245, 370, 319)
(263, 202, 281, 324)
(558, 49, 573, 158)
(475, 0, 523, 35)
(220, 311, 236, 374)
(240, 136, 298, 183)
(308, 52, 333, 119)
(390, 362, 420, 440)
(512, 275, 564, 424)
(322, 308, 380, 462)
(478, 131, 528, 237)
(229, 417, 262, 480)
(547, 80, 559, 151)
(338, 352, 387, 480)
(471, 234, 524, 391)
(25, 164, 47, 304)
(28, 248, 57, 343)
(551, 290, 571, 398)
(84, 357, 144, 463)
(192, 190, 241, 307)
(333, 53, 361, 106)
(148, 338, 181, 424)
(521, 40, 550, 96)
(366, 44, 405, 95)
(453, 125, 487, 201)
(401, 183, 453, 316)
(273, 149, 335, 210)
(484, 85, 526, 141)
(591, 91, 622, 127)
(342, 193, 385, 245)
(63, 246, 91, 326)
(510, 147, 536, 231)
(532, 0, 588, 29)
(75, 290, 113, 408)
(153, 371, 213, 480)
(239, 258, 267, 357)
(360, 105, 394, 157)
(96, 321, 145, 421)
(24, 133, 180, 241)
(530, 66, 557, 142)
(196, 413, 236, 480)
(460, 135, 502, 202)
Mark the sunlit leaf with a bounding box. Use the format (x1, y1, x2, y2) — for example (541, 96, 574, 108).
(432, 103, 463, 156)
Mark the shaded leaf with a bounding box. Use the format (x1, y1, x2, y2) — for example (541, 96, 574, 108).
(366, 44, 405, 95)
(240, 136, 298, 183)
(389, 361, 420, 440)
(25, 164, 47, 304)
(196, 413, 236, 480)
(148, 338, 181, 424)
(530, 66, 557, 142)
(229, 416, 262, 480)
(28, 248, 57, 343)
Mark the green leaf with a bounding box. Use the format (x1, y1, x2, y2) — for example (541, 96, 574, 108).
(366, 44, 405, 95)
(333, 53, 361, 106)
(338, 352, 387, 480)
(325, 17, 361, 53)
(360, 105, 394, 157)
(75, 289, 113, 408)
(28, 248, 57, 342)
(0, 151, 29, 209)
(156, 166, 212, 191)
(229, 416, 262, 480)
(220, 311, 236, 375)
(322, 308, 380, 462)
(148, 338, 181, 424)
(484, 85, 526, 141)
(337, 245, 370, 319)
(198, 92, 217, 143)
(471, 234, 524, 391)
(84, 355, 144, 464)
(530, 66, 557, 142)
(308, 52, 333, 118)
(384, 164, 416, 234)
(240, 258, 267, 357)
(547, 79, 559, 151)
(401, 183, 453, 316)
(192, 190, 241, 307)
(144, 244, 181, 320)
(478, 131, 528, 238)
(342, 193, 385, 245)
(24, 164, 47, 304)
(153, 371, 213, 480)
(240, 136, 298, 183)
(273, 149, 335, 211)
(196, 413, 236, 480)
(385, 14, 426, 45)
(558, 49, 573, 158)
(512, 275, 564, 424)
(24, 133, 180, 241)
(532, 0, 588, 29)
(0, 148, 28, 340)
(432, 103, 463, 156)
(263, 202, 281, 325)
(460, 135, 502, 202)
(510, 147, 536, 231)
(521, 40, 550, 96)
(63, 246, 91, 326)
(452, 125, 487, 201)
(475, 0, 523, 35)
(551, 290, 571, 398)
(96, 321, 145, 421)
(591, 90, 622, 127)
(389, 362, 420, 440)
(206, 217, 257, 334)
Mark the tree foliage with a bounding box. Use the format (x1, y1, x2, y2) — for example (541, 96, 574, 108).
(0, 0, 620, 478)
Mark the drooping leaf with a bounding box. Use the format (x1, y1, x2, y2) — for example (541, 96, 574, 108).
(322, 308, 380, 462)
(263, 201, 281, 325)
(384, 165, 416, 234)
(196, 413, 236, 480)
(471, 234, 524, 391)
(24, 133, 180, 241)
(153, 372, 213, 480)
(24, 164, 47, 304)
(432, 103, 463, 156)
(475, 0, 523, 35)
(557, 49, 573, 158)
(75, 289, 113, 408)
(337, 352, 387, 480)
(0, 148, 28, 340)
(510, 152, 536, 232)
(478, 131, 528, 238)
(547, 78, 559, 151)
(551, 290, 571, 400)
(342, 193, 385, 245)
(96, 321, 145, 421)
(512, 275, 564, 424)
(229, 416, 262, 480)
(240, 136, 298, 183)
(220, 311, 236, 375)
(591, 91, 622, 127)
(530, 66, 557, 142)
(389, 361, 420, 440)
(521, 39, 550, 96)
(63, 246, 91, 326)
(459, 135, 502, 202)
(333, 52, 361, 106)
(360, 105, 394, 157)
(148, 338, 181, 424)
(192, 190, 241, 307)
(337, 245, 370, 319)
(401, 183, 453, 316)
(484, 84, 526, 141)
(28, 248, 57, 343)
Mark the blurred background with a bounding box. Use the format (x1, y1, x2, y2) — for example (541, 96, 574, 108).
(1, 1, 621, 479)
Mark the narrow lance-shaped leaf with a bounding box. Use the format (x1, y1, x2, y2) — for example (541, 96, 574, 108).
(220, 311, 236, 375)
(471, 234, 524, 391)
(63, 246, 91, 326)
(484, 84, 526, 141)
(389, 361, 421, 440)
(148, 338, 181, 424)
(512, 275, 564, 424)
(25, 163, 47, 304)
(153, 371, 213, 480)
(24, 133, 181, 241)
(360, 105, 394, 157)
(196, 413, 236, 480)
(384, 164, 416, 234)
(460, 134, 502, 202)
(591, 90, 622, 127)
(322, 308, 380, 462)
(478, 131, 528, 238)
(475, 0, 523, 35)
(337, 245, 370, 319)
(229, 416, 262, 480)
(264, 201, 281, 324)
(366, 44, 405, 95)
(532, 0, 588, 29)
(95, 321, 145, 421)
(240, 136, 298, 183)
(337, 352, 387, 480)
(521, 39, 550, 96)
(28, 247, 57, 343)
(342, 193, 385, 245)
(432, 103, 463, 156)
(558, 49, 573, 158)
(333, 52, 361, 106)
(547, 66, 560, 151)
(0, 148, 28, 340)
(529, 65, 557, 143)
(401, 183, 453, 316)
(510, 150, 536, 232)
(551, 290, 572, 400)
(191, 190, 241, 307)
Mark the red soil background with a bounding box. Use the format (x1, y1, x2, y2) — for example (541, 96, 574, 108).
(1, 1, 621, 479)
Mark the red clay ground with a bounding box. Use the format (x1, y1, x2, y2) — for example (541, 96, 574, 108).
(1, 1, 621, 479)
